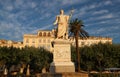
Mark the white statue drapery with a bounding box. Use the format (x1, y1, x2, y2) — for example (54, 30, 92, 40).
(54, 10, 69, 39)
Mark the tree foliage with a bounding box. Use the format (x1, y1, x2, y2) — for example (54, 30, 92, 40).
(0, 42, 120, 75)
(72, 43, 120, 77)
(78, 43, 120, 71)
(0, 46, 53, 74)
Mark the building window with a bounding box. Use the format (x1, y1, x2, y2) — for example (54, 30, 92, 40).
(32, 39, 35, 43)
(26, 39, 29, 43)
(43, 39, 46, 43)
(47, 39, 50, 43)
(81, 42, 84, 46)
(39, 32, 42, 36)
(43, 32, 46, 36)
(39, 39, 41, 43)
(48, 32, 51, 37)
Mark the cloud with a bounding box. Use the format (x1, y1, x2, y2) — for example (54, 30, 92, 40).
(60, 0, 87, 5)
(73, 1, 109, 17)
(88, 25, 120, 37)
(29, 24, 53, 34)
(0, 21, 24, 40)
(92, 10, 109, 15)
(104, 0, 113, 5)
(85, 13, 115, 23)
(98, 14, 114, 19)
(79, 4, 94, 12)
(31, 2, 37, 8)
(13, 0, 37, 10)
(6, 5, 13, 11)
(78, 1, 112, 13)
(39, 24, 52, 30)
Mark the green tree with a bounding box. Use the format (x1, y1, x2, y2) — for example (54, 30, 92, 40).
(19, 47, 53, 73)
(0, 47, 8, 67)
(0, 46, 53, 75)
(69, 18, 89, 72)
(29, 47, 53, 73)
(71, 42, 120, 76)
(80, 46, 94, 76)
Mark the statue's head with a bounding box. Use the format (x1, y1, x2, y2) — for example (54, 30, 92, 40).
(60, 9, 64, 15)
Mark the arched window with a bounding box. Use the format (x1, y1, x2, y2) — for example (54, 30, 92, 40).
(43, 32, 46, 36)
(26, 39, 29, 43)
(48, 32, 51, 37)
(39, 32, 42, 36)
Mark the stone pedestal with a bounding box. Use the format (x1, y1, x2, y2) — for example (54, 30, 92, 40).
(50, 39, 75, 73)
(36, 72, 88, 77)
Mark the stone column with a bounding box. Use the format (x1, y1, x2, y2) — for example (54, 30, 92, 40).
(50, 39, 75, 73)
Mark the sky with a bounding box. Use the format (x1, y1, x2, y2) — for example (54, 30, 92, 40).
(0, 0, 120, 43)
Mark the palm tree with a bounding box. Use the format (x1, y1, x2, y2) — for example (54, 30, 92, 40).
(69, 18, 89, 72)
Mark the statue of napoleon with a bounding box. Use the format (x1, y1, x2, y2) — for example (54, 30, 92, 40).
(53, 9, 70, 39)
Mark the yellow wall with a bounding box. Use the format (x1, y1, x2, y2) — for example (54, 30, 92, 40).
(0, 30, 112, 52)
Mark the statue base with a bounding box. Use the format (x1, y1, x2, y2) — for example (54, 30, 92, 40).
(50, 62, 75, 73)
(36, 72, 88, 77)
(50, 39, 75, 73)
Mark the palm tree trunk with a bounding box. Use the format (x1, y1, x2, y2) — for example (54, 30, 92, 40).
(75, 32, 80, 72)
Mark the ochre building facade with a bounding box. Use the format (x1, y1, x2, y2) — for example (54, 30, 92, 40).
(0, 30, 112, 52)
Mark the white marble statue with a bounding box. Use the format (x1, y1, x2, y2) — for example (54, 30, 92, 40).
(54, 9, 69, 39)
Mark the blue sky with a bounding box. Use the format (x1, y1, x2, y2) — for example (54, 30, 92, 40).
(0, 0, 120, 43)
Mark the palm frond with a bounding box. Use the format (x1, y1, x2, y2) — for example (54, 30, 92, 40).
(69, 18, 89, 38)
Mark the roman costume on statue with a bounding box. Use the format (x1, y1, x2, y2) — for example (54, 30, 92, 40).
(54, 10, 69, 39)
